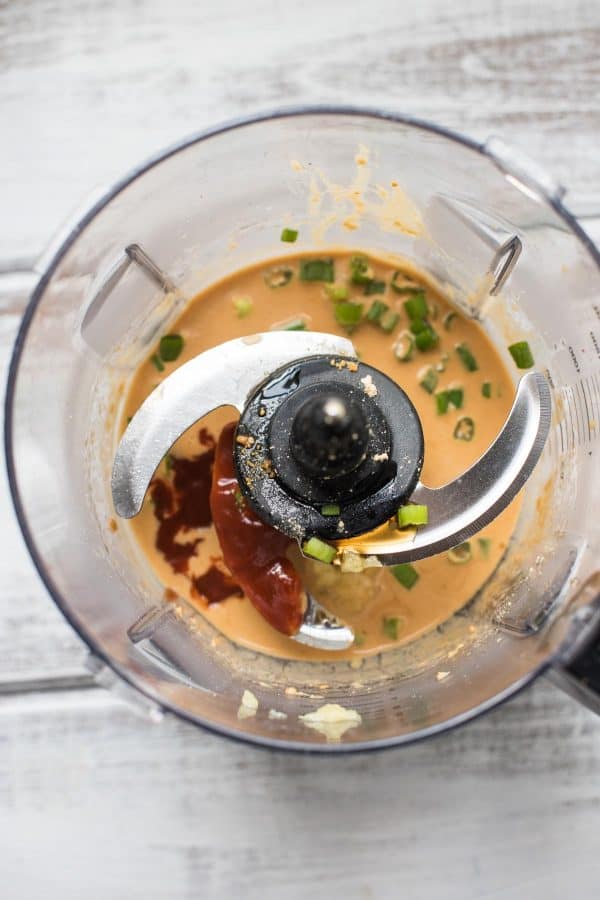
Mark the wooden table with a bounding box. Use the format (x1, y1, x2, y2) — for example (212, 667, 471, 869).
(1, 2, 599, 897)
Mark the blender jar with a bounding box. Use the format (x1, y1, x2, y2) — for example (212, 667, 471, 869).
(5, 107, 600, 750)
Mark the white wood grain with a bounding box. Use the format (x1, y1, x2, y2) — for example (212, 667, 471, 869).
(1, 0, 599, 265)
(0, 679, 599, 900)
(2, 4, 600, 898)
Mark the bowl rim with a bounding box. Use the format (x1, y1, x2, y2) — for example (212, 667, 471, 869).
(5, 103, 595, 752)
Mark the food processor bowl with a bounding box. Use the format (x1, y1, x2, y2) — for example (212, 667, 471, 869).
(6, 107, 600, 750)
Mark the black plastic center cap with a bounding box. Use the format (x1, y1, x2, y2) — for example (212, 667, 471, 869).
(290, 390, 368, 478)
(233, 355, 424, 541)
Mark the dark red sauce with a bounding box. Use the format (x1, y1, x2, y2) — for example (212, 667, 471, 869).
(209, 422, 304, 636)
(150, 427, 216, 575)
(192, 566, 243, 605)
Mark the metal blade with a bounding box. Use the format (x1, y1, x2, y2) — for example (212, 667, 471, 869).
(338, 372, 552, 564)
(292, 593, 355, 650)
(112, 332, 355, 518)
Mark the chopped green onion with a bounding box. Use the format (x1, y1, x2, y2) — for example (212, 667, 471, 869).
(321, 503, 341, 516)
(435, 391, 450, 414)
(409, 318, 429, 335)
(264, 267, 293, 288)
(278, 316, 308, 331)
(478, 537, 492, 559)
(508, 340, 534, 369)
(397, 504, 429, 527)
(382, 616, 402, 640)
(159, 334, 184, 362)
(418, 365, 438, 394)
(403, 291, 428, 321)
(447, 542, 472, 564)
(415, 327, 439, 352)
(394, 330, 415, 361)
(456, 342, 479, 372)
(482, 381, 492, 399)
(379, 310, 400, 333)
(443, 311, 458, 330)
(334, 301, 364, 329)
(302, 536, 337, 564)
(299, 258, 334, 282)
(164, 453, 174, 474)
(447, 387, 464, 409)
(353, 632, 366, 647)
(391, 270, 422, 295)
(151, 353, 165, 372)
(324, 283, 349, 301)
(280, 227, 298, 243)
(349, 254, 373, 285)
(364, 279, 386, 296)
(454, 416, 475, 441)
(367, 299, 389, 322)
(232, 295, 253, 318)
(391, 563, 419, 590)
(436, 352, 450, 373)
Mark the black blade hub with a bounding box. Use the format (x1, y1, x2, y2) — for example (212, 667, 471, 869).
(233, 355, 424, 541)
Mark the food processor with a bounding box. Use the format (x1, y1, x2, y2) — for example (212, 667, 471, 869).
(5, 107, 600, 750)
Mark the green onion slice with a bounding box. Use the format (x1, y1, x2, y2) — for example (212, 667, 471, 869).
(391, 563, 419, 589)
(482, 381, 492, 398)
(456, 342, 479, 372)
(390, 270, 422, 295)
(299, 258, 334, 282)
(302, 537, 337, 564)
(232, 296, 253, 318)
(447, 386, 464, 409)
(443, 311, 458, 330)
(478, 537, 491, 559)
(264, 267, 293, 289)
(454, 416, 475, 441)
(403, 291, 428, 321)
(415, 327, 439, 352)
(447, 542, 472, 564)
(409, 318, 429, 335)
(159, 334, 184, 362)
(366, 299, 389, 322)
(324, 283, 349, 301)
(379, 310, 400, 333)
(436, 352, 450, 373)
(321, 503, 341, 516)
(272, 316, 309, 331)
(382, 616, 402, 640)
(334, 301, 364, 329)
(151, 353, 165, 372)
(508, 341, 534, 369)
(280, 227, 298, 243)
(397, 504, 429, 527)
(418, 365, 438, 394)
(364, 279, 386, 296)
(435, 390, 449, 414)
(394, 330, 415, 361)
(349, 254, 374, 285)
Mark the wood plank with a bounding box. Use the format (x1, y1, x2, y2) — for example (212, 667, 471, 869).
(0, 679, 599, 899)
(1, 0, 599, 265)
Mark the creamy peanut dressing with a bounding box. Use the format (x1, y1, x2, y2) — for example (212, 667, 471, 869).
(123, 251, 520, 661)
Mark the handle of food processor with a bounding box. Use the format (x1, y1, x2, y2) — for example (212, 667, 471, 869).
(547, 575, 600, 716)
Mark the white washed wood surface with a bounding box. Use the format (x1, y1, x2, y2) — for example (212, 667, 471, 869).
(1, 1, 600, 898)
(1, 0, 599, 267)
